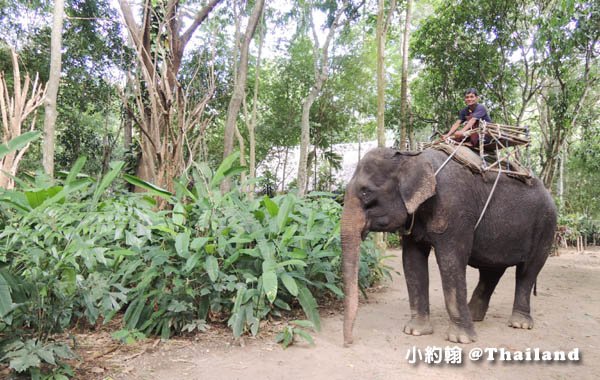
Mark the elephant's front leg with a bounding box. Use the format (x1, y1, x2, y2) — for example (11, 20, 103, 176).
(435, 248, 477, 343)
(402, 238, 433, 336)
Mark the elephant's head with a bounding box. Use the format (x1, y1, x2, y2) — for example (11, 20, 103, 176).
(341, 147, 437, 346)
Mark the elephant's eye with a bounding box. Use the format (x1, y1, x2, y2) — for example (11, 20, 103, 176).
(359, 188, 375, 206)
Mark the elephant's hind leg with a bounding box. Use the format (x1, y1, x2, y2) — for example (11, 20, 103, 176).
(469, 268, 506, 321)
(509, 255, 548, 329)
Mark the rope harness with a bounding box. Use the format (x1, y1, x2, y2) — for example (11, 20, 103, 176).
(475, 166, 502, 230)
(433, 135, 501, 232)
(403, 213, 416, 236)
(434, 136, 469, 176)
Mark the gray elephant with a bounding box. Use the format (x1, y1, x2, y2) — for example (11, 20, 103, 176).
(341, 147, 557, 345)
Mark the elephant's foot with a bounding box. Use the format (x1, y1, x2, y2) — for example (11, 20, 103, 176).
(403, 317, 433, 336)
(468, 298, 489, 322)
(445, 324, 477, 344)
(508, 311, 534, 329)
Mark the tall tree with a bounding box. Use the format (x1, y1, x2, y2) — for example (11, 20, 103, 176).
(399, 0, 412, 150)
(42, 0, 65, 178)
(222, 0, 265, 193)
(244, 18, 265, 197)
(119, 0, 223, 193)
(375, 0, 396, 147)
(297, 0, 348, 196)
(537, 0, 599, 190)
(411, 0, 545, 131)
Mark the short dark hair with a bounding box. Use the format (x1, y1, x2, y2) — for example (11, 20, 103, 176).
(464, 88, 478, 96)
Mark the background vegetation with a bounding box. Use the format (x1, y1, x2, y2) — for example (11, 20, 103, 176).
(0, 0, 597, 377)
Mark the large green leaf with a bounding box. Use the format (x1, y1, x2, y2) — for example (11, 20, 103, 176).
(25, 186, 62, 209)
(36, 180, 90, 209)
(175, 232, 190, 258)
(262, 195, 279, 217)
(291, 320, 315, 329)
(191, 237, 209, 250)
(210, 151, 241, 187)
(280, 273, 298, 296)
(276, 260, 307, 268)
(123, 174, 173, 199)
(65, 156, 87, 185)
(0, 131, 41, 159)
(91, 161, 125, 204)
(293, 329, 315, 346)
(124, 296, 148, 329)
(172, 203, 186, 225)
(9, 350, 41, 372)
(205, 256, 219, 282)
(229, 288, 247, 337)
(262, 270, 278, 303)
(0, 269, 13, 322)
(297, 285, 321, 331)
(276, 195, 294, 233)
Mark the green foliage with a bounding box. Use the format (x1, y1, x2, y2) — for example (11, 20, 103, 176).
(0, 154, 386, 377)
(557, 213, 600, 246)
(563, 123, 600, 221)
(411, 0, 529, 130)
(1, 0, 129, 175)
(385, 232, 401, 248)
(275, 320, 316, 349)
(0, 131, 41, 159)
(1, 339, 76, 376)
(111, 329, 146, 345)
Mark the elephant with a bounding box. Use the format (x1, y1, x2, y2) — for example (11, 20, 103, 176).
(341, 147, 557, 345)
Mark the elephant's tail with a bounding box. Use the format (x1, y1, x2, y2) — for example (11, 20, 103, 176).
(533, 281, 537, 296)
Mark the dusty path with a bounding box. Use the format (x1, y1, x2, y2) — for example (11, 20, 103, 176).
(112, 249, 600, 380)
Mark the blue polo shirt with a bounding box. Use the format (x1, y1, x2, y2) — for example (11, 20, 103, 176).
(459, 104, 491, 122)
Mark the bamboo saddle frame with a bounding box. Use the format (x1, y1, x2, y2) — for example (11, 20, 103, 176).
(422, 121, 533, 180)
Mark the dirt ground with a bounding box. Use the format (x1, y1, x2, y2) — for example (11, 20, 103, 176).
(95, 247, 599, 380)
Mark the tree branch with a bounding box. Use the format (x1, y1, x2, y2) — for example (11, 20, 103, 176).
(180, 0, 224, 48)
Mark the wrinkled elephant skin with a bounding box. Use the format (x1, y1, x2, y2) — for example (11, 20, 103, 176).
(341, 147, 557, 345)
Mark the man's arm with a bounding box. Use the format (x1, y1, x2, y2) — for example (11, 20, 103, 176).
(457, 117, 478, 135)
(443, 119, 462, 140)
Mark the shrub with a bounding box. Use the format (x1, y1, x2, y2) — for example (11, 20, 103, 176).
(0, 155, 388, 377)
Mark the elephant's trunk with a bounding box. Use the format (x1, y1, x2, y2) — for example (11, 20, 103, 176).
(341, 189, 366, 346)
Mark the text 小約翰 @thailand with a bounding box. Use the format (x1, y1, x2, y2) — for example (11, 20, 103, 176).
(405, 346, 581, 364)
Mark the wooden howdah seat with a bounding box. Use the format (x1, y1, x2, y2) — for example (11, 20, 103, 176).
(421, 121, 533, 180)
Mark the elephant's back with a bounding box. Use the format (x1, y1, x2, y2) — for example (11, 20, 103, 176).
(422, 147, 557, 225)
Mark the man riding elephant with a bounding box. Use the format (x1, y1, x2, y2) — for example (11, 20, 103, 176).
(444, 88, 492, 147)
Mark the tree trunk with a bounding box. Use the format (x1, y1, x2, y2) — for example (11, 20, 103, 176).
(298, 86, 317, 196)
(375, 0, 397, 148)
(281, 146, 290, 193)
(123, 112, 132, 150)
(222, 0, 265, 193)
(42, 0, 65, 178)
(375, 0, 386, 147)
(245, 18, 264, 198)
(399, 0, 413, 151)
(123, 75, 133, 150)
(297, 2, 348, 196)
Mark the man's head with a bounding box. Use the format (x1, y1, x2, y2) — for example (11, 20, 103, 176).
(464, 88, 479, 107)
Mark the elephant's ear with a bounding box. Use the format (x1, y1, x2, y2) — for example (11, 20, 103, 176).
(398, 157, 437, 214)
